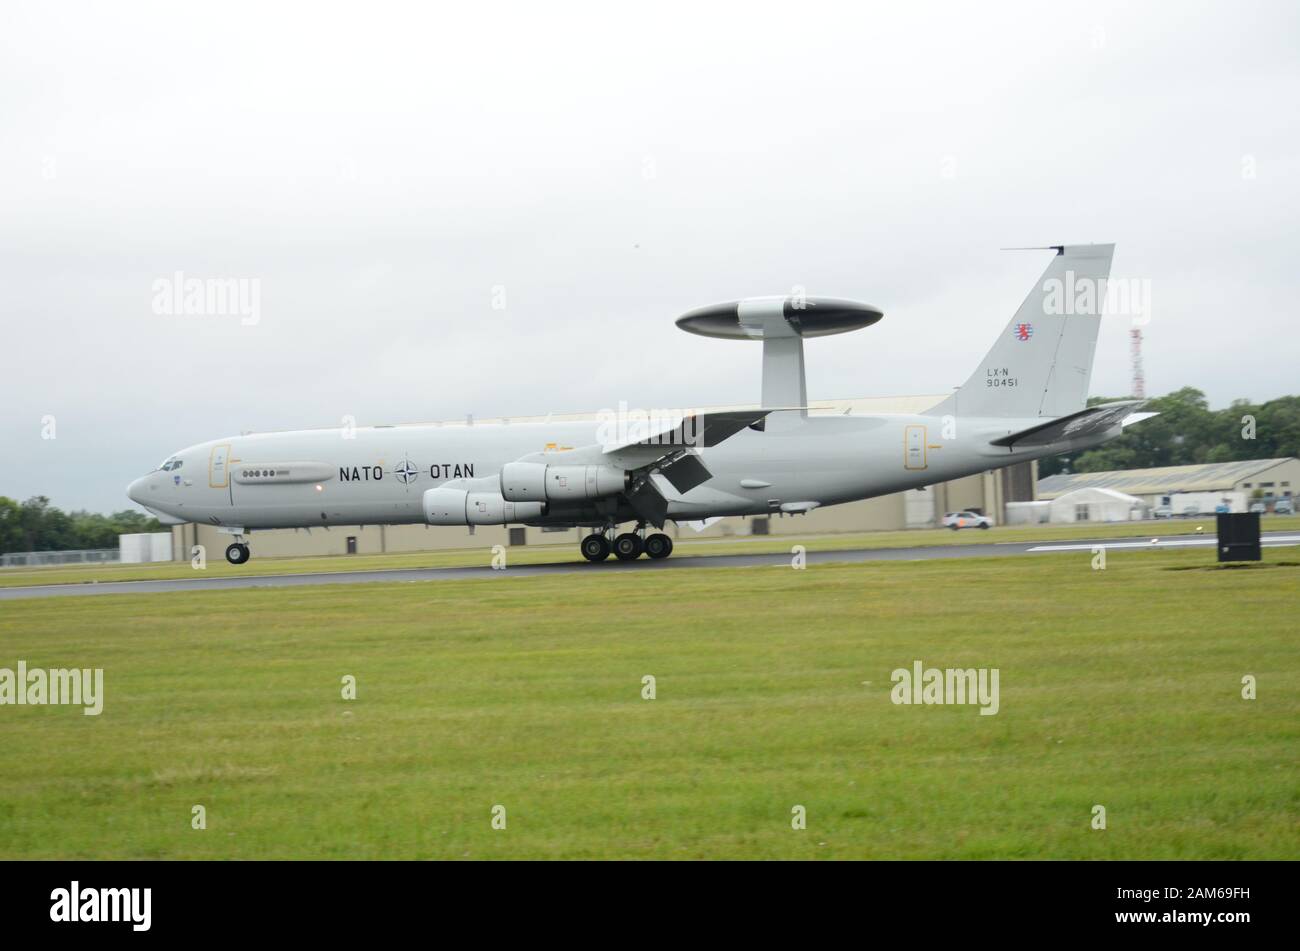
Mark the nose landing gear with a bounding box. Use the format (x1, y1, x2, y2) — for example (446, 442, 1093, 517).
(225, 542, 251, 565)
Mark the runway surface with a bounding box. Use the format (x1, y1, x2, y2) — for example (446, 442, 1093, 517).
(3, 532, 1298, 601)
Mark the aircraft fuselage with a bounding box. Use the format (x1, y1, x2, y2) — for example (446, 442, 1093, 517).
(127, 411, 1089, 531)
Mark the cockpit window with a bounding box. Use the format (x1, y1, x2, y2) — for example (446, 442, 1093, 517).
(157, 457, 182, 472)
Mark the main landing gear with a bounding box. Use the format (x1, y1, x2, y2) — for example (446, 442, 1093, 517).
(579, 534, 610, 562)
(613, 532, 643, 561)
(225, 541, 251, 565)
(580, 527, 673, 562)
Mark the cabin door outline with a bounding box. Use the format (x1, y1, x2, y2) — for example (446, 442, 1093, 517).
(904, 425, 928, 470)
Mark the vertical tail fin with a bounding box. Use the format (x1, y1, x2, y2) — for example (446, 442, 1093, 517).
(933, 243, 1115, 420)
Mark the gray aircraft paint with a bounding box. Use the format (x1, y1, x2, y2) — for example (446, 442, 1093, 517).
(128, 245, 1148, 537)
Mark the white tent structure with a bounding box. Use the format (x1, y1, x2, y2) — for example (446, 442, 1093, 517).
(1047, 487, 1145, 524)
(1005, 500, 1051, 525)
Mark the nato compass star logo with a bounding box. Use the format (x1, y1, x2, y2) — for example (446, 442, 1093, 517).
(394, 457, 419, 485)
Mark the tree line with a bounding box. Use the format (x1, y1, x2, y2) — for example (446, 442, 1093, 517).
(1039, 388, 1300, 478)
(0, 496, 163, 554)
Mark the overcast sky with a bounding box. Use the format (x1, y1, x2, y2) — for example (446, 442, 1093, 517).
(2, 1, 1297, 512)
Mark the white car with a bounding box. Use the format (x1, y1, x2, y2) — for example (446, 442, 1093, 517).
(942, 510, 992, 530)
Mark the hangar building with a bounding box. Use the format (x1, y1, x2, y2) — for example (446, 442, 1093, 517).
(1037, 458, 1300, 509)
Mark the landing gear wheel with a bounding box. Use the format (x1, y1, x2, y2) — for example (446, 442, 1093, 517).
(644, 533, 673, 559)
(613, 532, 644, 561)
(580, 534, 611, 562)
(225, 543, 250, 565)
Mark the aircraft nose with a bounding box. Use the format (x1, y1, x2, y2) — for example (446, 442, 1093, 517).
(127, 476, 148, 505)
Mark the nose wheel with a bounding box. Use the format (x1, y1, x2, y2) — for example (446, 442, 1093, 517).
(225, 542, 251, 565)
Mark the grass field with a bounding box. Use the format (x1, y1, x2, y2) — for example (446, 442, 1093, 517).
(0, 545, 1296, 859)
(4, 514, 1298, 588)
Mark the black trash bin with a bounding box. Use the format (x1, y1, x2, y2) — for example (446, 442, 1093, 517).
(1217, 512, 1261, 563)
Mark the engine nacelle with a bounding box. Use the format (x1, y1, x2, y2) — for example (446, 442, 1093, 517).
(500, 462, 628, 503)
(423, 487, 544, 526)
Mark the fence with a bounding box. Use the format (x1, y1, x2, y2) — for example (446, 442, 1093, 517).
(0, 548, 120, 568)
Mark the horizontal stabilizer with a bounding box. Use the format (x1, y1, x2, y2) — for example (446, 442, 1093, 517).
(989, 400, 1155, 449)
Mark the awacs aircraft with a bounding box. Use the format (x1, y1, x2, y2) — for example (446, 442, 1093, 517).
(128, 244, 1155, 565)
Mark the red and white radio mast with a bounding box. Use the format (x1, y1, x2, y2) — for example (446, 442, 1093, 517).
(1129, 328, 1145, 399)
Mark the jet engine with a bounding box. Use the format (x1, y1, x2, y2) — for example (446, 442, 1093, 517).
(499, 462, 628, 503)
(423, 487, 544, 526)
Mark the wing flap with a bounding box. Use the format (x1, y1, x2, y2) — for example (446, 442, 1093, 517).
(658, 452, 712, 493)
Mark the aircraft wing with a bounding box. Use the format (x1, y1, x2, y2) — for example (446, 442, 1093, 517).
(512, 408, 783, 527)
(518, 407, 779, 472)
(989, 400, 1156, 449)
(600, 407, 785, 454)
